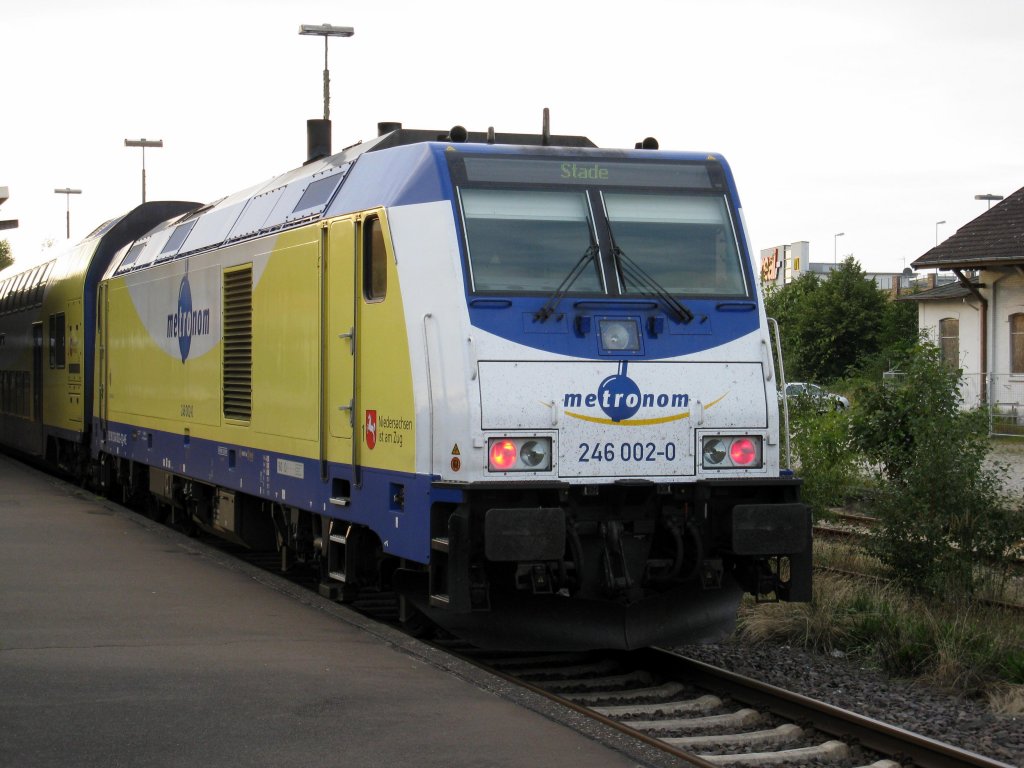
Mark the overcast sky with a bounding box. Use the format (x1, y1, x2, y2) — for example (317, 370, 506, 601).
(2, 0, 1022, 275)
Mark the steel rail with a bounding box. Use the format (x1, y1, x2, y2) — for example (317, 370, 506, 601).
(452, 649, 719, 768)
(631, 648, 1017, 768)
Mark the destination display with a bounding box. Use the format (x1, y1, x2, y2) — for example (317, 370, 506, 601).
(459, 156, 716, 190)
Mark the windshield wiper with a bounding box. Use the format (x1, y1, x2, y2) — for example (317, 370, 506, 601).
(534, 244, 600, 322)
(612, 245, 694, 324)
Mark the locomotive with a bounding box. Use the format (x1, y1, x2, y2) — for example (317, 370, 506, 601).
(0, 121, 812, 650)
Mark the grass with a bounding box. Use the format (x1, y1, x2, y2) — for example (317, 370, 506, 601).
(814, 537, 889, 578)
(737, 552, 1024, 714)
(780, 400, 1024, 712)
(814, 536, 1024, 606)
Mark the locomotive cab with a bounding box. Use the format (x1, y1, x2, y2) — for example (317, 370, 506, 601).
(382, 141, 812, 649)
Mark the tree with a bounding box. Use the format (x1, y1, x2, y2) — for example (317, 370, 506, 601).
(764, 271, 820, 380)
(765, 257, 913, 384)
(0, 239, 12, 272)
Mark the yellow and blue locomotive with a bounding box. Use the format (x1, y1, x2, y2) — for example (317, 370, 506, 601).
(0, 123, 811, 649)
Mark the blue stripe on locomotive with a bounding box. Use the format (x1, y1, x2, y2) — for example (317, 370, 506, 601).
(100, 419, 458, 564)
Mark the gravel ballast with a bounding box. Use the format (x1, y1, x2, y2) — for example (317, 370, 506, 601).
(676, 641, 1023, 766)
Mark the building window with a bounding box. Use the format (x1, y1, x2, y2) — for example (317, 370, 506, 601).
(938, 317, 959, 368)
(1011, 313, 1024, 374)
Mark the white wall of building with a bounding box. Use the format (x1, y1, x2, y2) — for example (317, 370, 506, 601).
(916, 269, 1024, 409)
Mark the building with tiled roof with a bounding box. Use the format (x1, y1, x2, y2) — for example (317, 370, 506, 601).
(905, 187, 1024, 416)
(914, 187, 1024, 270)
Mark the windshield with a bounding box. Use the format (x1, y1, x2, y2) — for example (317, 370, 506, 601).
(460, 188, 602, 293)
(603, 193, 747, 297)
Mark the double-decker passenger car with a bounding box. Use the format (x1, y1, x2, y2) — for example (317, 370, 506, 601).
(0, 204, 198, 466)
(0, 122, 811, 649)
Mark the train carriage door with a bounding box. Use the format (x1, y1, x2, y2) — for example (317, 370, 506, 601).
(323, 218, 357, 465)
(66, 297, 83, 423)
(31, 322, 43, 452)
(96, 283, 108, 437)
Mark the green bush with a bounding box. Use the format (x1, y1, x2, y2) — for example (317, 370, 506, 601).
(785, 396, 862, 516)
(849, 342, 1024, 597)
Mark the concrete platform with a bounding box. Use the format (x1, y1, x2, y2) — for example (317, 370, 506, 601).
(0, 454, 663, 767)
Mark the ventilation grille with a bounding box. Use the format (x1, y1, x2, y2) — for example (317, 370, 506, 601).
(223, 265, 253, 421)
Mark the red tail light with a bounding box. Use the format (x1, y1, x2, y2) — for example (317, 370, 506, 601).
(489, 440, 517, 470)
(729, 437, 757, 466)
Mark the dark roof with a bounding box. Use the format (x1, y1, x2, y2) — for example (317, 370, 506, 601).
(897, 279, 980, 302)
(912, 185, 1024, 269)
(370, 127, 597, 150)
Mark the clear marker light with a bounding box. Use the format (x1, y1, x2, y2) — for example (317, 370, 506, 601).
(703, 438, 727, 465)
(519, 440, 549, 467)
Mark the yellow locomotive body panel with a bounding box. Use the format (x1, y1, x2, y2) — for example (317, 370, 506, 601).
(99, 211, 415, 478)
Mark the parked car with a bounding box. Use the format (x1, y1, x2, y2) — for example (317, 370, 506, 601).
(780, 382, 850, 410)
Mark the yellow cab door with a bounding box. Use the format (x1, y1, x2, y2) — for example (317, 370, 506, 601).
(352, 213, 415, 477)
(322, 211, 414, 494)
(323, 218, 356, 466)
(96, 283, 108, 434)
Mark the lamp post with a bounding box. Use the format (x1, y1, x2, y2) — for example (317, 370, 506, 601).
(124, 138, 163, 203)
(298, 23, 354, 122)
(975, 193, 1004, 210)
(54, 188, 82, 239)
(935, 220, 946, 246)
(833, 232, 844, 265)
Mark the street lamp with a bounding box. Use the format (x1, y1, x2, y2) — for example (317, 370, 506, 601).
(935, 220, 946, 246)
(833, 232, 844, 265)
(975, 193, 1004, 210)
(298, 23, 354, 122)
(54, 188, 82, 239)
(124, 138, 163, 203)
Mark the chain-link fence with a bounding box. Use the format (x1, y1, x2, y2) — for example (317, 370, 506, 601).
(882, 370, 1024, 437)
(989, 373, 1024, 437)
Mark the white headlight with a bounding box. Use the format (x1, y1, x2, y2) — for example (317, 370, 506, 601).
(519, 440, 549, 467)
(702, 437, 727, 466)
(599, 318, 640, 352)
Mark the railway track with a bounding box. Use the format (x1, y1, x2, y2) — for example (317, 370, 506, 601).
(447, 645, 1017, 768)
(813, 511, 1024, 612)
